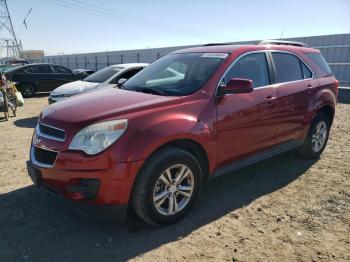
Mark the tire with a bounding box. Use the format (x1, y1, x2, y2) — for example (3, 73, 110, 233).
(299, 112, 331, 159)
(131, 147, 202, 226)
(19, 83, 35, 98)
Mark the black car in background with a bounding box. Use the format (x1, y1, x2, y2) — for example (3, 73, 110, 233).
(4, 63, 82, 97)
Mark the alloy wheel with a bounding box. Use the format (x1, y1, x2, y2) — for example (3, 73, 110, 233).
(311, 121, 328, 152)
(153, 164, 194, 216)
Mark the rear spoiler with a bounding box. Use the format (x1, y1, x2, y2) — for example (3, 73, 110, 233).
(259, 40, 308, 47)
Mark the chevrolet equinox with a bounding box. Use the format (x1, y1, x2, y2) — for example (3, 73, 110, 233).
(27, 40, 338, 225)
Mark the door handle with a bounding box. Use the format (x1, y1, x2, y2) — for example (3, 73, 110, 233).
(265, 95, 277, 104)
(307, 84, 314, 93)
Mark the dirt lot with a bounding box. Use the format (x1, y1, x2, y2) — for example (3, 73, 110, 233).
(0, 96, 349, 262)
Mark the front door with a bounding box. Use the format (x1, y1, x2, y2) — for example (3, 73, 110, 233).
(216, 52, 279, 167)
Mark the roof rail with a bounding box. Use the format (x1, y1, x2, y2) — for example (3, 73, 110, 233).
(203, 43, 234, 46)
(259, 40, 309, 47)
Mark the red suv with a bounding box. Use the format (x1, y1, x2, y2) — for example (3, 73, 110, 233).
(27, 40, 338, 225)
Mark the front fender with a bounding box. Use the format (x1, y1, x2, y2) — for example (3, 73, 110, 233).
(115, 116, 215, 161)
(108, 96, 217, 169)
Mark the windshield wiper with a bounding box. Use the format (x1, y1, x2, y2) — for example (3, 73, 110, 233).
(136, 87, 165, 95)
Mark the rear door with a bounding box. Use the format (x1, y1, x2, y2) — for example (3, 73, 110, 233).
(216, 51, 279, 166)
(270, 51, 316, 142)
(27, 65, 57, 92)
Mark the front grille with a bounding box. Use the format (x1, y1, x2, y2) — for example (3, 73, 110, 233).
(33, 147, 58, 167)
(38, 122, 66, 141)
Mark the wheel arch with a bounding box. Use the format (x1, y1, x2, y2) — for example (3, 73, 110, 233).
(318, 104, 335, 124)
(139, 138, 210, 185)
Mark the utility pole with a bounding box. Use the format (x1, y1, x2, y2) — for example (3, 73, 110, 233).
(0, 0, 22, 59)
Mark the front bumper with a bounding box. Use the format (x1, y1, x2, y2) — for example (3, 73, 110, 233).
(27, 161, 130, 221)
(27, 147, 144, 220)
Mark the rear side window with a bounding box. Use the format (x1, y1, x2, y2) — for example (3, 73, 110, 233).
(272, 53, 303, 83)
(225, 52, 270, 88)
(306, 53, 332, 75)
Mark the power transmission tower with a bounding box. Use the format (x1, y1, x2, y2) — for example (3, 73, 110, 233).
(0, 0, 22, 59)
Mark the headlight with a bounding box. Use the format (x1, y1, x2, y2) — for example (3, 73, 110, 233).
(69, 119, 128, 155)
(49, 92, 61, 98)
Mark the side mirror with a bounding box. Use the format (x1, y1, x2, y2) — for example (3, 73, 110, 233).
(117, 78, 127, 86)
(220, 78, 254, 95)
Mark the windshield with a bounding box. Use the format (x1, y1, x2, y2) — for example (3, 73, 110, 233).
(4, 65, 26, 73)
(123, 53, 227, 96)
(84, 66, 121, 83)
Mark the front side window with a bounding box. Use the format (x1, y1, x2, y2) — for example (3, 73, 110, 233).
(123, 53, 226, 96)
(224, 52, 270, 88)
(84, 67, 122, 83)
(53, 66, 71, 74)
(272, 53, 303, 83)
(110, 68, 143, 83)
(118, 68, 143, 80)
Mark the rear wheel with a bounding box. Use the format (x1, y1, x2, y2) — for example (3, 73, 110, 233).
(299, 112, 330, 159)
(19, 83, 35, 97)
(131, 147, 202, 226)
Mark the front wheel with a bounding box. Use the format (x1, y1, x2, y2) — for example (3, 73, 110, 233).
(131, 147, 202, 226)
(299, 112, 331, 159)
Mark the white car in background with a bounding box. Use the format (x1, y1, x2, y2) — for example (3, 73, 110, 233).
(48, 63, 148, 104)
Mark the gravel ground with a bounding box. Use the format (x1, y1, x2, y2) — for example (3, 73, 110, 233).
(0, 96, 349, 262)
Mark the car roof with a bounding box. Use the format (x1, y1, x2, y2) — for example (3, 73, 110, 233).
(25, 63, 54, 66)
(73, 69, 94, 71)
(173, 44, 319, 54)
(109, 63, 149, 69)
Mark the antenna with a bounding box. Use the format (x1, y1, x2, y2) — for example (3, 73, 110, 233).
(0, 0, 22, 59)
(280, 31, 284, 40)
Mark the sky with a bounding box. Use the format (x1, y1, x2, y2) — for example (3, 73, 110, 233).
(5, 0, 350, 56)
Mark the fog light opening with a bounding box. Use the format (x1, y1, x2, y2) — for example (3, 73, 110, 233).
(66, 178, 100, 201)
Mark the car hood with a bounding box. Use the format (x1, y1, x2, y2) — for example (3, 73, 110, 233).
(41, 88, 182, 132)
(51, 80, 99, 95)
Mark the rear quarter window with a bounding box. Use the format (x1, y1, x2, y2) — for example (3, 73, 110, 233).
(306, 53, 333, 75)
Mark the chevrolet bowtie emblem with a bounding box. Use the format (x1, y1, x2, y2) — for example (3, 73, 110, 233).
(33, 133, 41, 145)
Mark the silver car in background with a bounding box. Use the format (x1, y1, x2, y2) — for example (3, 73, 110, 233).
(48, 63, 148, 103)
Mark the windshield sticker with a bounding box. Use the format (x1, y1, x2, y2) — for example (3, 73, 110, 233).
(201, 53, 229, 59)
